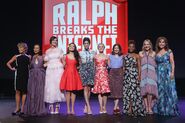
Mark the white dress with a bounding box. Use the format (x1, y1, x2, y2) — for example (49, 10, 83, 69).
(44, 47, 65, 103)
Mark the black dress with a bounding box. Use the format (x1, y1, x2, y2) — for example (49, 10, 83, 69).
(123, 54, 145, 116)
(15, 54, 30, 94)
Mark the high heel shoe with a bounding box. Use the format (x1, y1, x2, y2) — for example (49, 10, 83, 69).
(12, 109, 21, 116)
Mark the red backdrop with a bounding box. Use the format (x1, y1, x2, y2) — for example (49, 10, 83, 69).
(42, 0, 128, 54)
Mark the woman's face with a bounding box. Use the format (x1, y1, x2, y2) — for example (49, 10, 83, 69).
(34, 45, 40, 54)
(113, 45, 120, 54)
(158, 39, 166, 49)
(18, 46, 25, 54)
(98, 44, 105, 53)
(83, 41, 90, 50)
(51, 38, 58, 47)
(69, 43, 75, 52)
(128, 43, 135, 53)
(143, 41, 151, 51)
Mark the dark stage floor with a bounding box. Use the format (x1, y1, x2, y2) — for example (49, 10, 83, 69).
(0, 97, 185, 123)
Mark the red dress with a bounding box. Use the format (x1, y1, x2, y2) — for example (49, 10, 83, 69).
(60, 55, 83, 91)
(91, 56, 110, 94)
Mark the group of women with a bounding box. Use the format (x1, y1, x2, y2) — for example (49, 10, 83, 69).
(6, 36, 180, 117)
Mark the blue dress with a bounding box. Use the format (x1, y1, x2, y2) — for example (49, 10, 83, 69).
(153, 50, 179, 116)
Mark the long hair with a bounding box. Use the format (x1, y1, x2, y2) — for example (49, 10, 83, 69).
(155, 36, 169, 53)
(142, 39, 153, 55)
(111, 43, 123, 56)
(67, 43, 80, 67)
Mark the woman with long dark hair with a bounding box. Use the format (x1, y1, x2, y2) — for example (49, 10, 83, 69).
(60, 43, 83, 115)
(153, 36, 179, 116)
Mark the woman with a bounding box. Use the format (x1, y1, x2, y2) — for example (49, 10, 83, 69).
(92, 43, 110, 114)
(7, 42, 31, 115)
(60, 43, 83, 115)
(24, 44, 46, 116)
(108, 44, 123, 115)
(122, 40, 145, 117)
(139, 39, 158, 114)
(79, 37, 96, 115)
(153, 36, 179, 116)
(44, 36, 66, 114)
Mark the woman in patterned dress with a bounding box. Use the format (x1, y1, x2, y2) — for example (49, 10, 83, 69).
(7, 42, 31, 115)
(139, 39, 158, 114)
(79, 37, 96, 114)
(44, 36, 66, 114)
(153, 36, 179, 116)
(123, 40, 145, 117)
(92, 43, 110, 114)
(108, 44, 123, 114)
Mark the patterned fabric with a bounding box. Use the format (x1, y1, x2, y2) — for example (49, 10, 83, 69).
(123, 54, 145, 116)
(44, 48, 66, 103)
(79, 50, 96, 63)
(92, 56, 110, 94)
(153, 50, 180, 116)
(60, 55, 83, 91)
(109, 68, 123, 98)
(140, 52, 158, 100)
(79, 50, 96, 86)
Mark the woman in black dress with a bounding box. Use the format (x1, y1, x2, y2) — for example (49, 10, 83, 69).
(7, 42, 31, 115)
(122, 40, 145, 117)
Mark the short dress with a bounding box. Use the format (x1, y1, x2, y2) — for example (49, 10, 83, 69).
(15, 54, 30, 94)
(92, 55, 110, 94)
(60, 55, 83, 91)
(79, 50, 96, 87)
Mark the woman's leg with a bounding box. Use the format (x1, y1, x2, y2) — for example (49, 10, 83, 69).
(98, 94, 103, 113)
(71, 92, 76, 114)
(14, 90, 21, 112)
(66, 91, 71, 114)
(143, 96, 149, 113)
(21, 93, 26, 113)
(102, 95, 107, 113)
(148, 94, 153, 114)
(84, 86, 92, 114)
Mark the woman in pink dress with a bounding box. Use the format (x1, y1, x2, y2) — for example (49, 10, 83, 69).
(92, 43, 110, 114)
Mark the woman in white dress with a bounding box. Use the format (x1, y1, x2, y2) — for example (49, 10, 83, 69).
(44, 36, 65, 114)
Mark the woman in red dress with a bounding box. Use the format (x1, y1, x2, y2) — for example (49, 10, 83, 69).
(60, 43, 83, 115)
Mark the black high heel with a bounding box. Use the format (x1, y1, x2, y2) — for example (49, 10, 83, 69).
(12, 109, 21, 116)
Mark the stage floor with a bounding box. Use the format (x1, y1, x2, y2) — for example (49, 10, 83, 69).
(0, 97, 185, 123)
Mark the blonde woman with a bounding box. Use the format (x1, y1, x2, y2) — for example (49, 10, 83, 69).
(139, 39, 158, 114)
(7, 42, 31, 115)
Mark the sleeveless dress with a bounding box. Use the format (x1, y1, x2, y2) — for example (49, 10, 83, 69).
(140, 52, 158, 101)
(92, 56, 110, 94)
(79, 50, 96, 87)
(24, 55, 46, 116)
(44, 48, 66, 103)
(153, 50, 180, 116)
(60, 55, 83, 91)
(123, 54, 145, 116)
(15, 54, 30, 94)
(109, 55, 123, 98)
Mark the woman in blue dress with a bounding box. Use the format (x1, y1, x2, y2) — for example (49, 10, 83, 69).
(153, 36, 179, 116)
